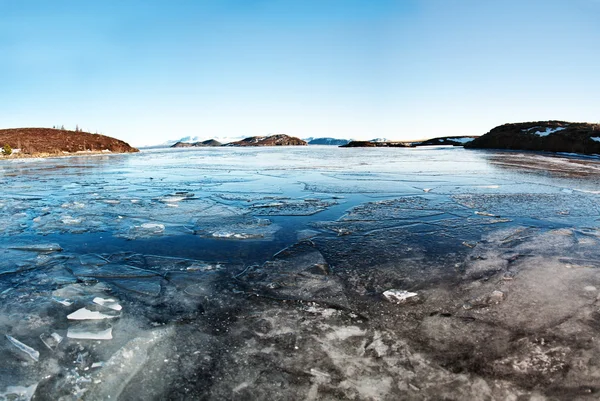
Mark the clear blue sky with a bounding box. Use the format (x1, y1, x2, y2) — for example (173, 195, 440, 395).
(1, 0, 599, 146)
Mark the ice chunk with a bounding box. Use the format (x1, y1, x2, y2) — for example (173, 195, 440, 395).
(209, 231, 264, 239)
(383, 289, 418, 303)
(9, 243, 62, 253)
(67, 307, 119, 320)
(60, 215, 82, 225)
(91, 361, 105, 368)
(40, 332, 63, 351)
(93, 297, 123, 311)
(51, 297, 73, 306)
(67, 325, 113, 340)
(117, 223, 166, 240)
(5, 335, 40, 362)
(0, 384, 38, 401)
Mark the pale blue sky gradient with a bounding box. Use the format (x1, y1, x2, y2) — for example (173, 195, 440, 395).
(1, 0, 599, 145)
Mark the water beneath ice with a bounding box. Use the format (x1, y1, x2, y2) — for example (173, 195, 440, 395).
(2, 146, 600, 400)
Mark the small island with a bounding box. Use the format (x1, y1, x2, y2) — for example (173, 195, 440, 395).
(171, 139, 222, 148)
(225, 134, 307, 147)
(465, 121, 600, 154)
(0, 127, 138, 157)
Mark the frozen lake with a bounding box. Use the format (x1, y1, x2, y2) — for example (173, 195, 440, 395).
(2, 146, 600, 400)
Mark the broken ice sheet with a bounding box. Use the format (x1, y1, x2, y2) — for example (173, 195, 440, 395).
(340, 197, 444, 221)
(67, 307, 120, 320)
(93, 297, 123, 311)
(67, 323, 113, 340)
(116, 222, 166, 240)
(249, 198, 338, 216)
(40, 332, 63, 351)
(5, 335, 40, 362)
(192, 216, 279, 240)
(452, 193, 600, 219)
(0, 384, 38, 401)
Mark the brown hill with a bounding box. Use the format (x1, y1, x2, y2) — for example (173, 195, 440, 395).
(465, 121, 600, 154)
(0, 128, 138, 155)
(227, 134, 307, 147)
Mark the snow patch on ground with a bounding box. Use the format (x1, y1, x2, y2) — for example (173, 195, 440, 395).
(531, 127, 566, 137)
(452, 137, 475, 144)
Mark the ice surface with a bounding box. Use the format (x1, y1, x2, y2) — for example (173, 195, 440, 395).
(3, 147, 600, 399)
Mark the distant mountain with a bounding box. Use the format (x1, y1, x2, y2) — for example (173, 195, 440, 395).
(143, 135, 246, 148)
(171, 139, 222, 148)
(226, 134, 307, 147)
(306, 137, 350, 146)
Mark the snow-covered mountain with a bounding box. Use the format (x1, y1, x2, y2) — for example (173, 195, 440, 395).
(141, 135, 248, 148)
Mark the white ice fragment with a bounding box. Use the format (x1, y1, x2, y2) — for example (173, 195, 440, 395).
(159, 196, 186, 203)
(5, 335, 40, 362)
(67, 308, 119, 320)
(422, 188, 432, 192)
(130, 199, 140, 204)
(309, 368, 331, 379)
(67, 326, 113, 340)
(140, 223, 165, 232)
(210, 231, 262, 239)
(91, 361, 105, 368)
(40, 332, 63, 350)
(103, 200, 121, 205)
(52, 297, 73, 306)
(93, 297, 123, 311)
(475, 211, 498, 217)
(383, 289, 418, 304)
(166, 203, 179, 208)
(61, 215, 82, 225)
